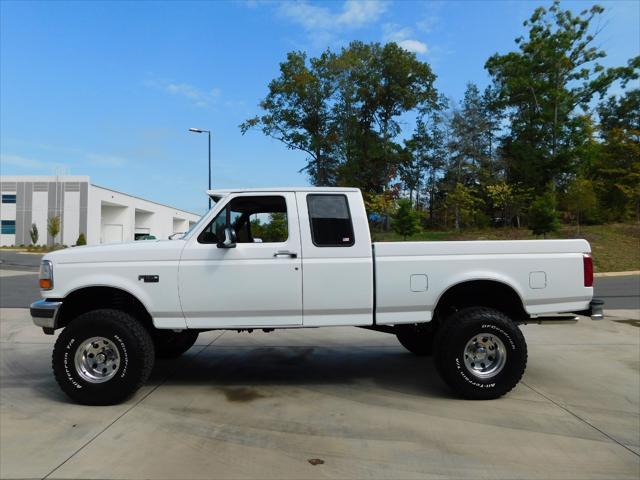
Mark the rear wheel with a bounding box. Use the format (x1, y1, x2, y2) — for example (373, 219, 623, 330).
(52, 309, 155, 405)
(434, 307, 527, 400)
(152, 330, 199, 358)
(396, 323, 437, 356)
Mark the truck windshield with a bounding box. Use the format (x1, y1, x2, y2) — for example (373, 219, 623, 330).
(181, 198, 220, 239)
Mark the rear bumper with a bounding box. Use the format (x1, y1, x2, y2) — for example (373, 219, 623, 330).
(30, 299, 63, 332)
(575, 298, 605, 320)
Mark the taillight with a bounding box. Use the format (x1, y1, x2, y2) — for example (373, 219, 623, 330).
(583, 254, 593, 287)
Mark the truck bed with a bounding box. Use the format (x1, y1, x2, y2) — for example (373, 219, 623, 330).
(373, 239, 592, 325)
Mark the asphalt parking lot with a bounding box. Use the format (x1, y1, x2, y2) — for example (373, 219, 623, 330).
(1, 251, 639, 479)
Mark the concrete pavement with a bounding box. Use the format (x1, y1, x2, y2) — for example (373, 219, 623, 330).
(1, 308, 638, 479)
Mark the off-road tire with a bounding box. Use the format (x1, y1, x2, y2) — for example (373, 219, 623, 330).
(52, 309, 155, 405)
(152, 330, 199, 358)
(396, 323, 437, 356)
(434, 307, 527, 400)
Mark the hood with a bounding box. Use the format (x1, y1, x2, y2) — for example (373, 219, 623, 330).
(44, 239, 186, 264)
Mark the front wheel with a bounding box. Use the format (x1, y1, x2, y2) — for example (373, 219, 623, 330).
(434, 307, 527, 400)
(52, 309, 155, 405)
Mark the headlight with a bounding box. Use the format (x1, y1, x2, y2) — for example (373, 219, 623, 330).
(39, 260, 53, 290)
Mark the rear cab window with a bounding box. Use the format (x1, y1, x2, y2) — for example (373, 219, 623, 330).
(306, 194, 354, 247)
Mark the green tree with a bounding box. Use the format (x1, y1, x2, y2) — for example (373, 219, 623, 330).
(565, 177, 597, 232)
(250, 213, 288, 242)
(76, 233, 87, 246)
(240, 50, 340, 186)
(263, 212, 288, 242)
(486, 1, 637, 193)
(47, 216, 60, 244)
(594, 89, 640, 222)
(392, 199, 421, 240)
(364, 191, 397, 231)
(529, 191, 561, 237)
(486, 182, 515, 224)
(444, 183, 481, 231)
(334, 42, 437, 192)
(242, 41, 438, 193)
(29, 223, 38, 245)
(402, 103, 448, 219)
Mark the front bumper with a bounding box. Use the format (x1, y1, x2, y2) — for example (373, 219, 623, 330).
(30, 299, 63, 333)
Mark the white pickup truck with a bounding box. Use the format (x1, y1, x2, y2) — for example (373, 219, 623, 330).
(31, 187, 603, 405)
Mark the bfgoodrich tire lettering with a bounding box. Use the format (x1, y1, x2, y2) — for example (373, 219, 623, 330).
(52, 309, 155, 405)
(434, 307, 527, 400)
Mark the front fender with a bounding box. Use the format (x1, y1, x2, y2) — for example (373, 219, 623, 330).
(45, 262, 186, 329)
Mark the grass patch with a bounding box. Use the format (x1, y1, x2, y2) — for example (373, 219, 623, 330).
(371, 223, 639, 273)
(0, 244, 67, 253)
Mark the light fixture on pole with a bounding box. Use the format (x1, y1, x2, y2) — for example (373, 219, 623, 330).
(188, 128, 212, 209)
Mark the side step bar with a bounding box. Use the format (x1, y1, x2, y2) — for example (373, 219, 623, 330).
(523, 315, 579, 325)
(524, 299, 605, 325)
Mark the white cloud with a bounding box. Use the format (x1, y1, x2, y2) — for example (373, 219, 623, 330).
(337, 0, 387, 27)
(278, 0, 387, 31)
(397, 39, 428, 54)
(279, 1, 333, 30)
(383, 23, 428, 55)
(145, 78, 221, 108)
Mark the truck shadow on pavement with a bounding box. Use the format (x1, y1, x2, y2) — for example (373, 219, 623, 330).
(4, 344, 453, 405)
(152, 346, 454, 400)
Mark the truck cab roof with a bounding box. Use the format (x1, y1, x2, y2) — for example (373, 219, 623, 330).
(207, 186, 360, 199)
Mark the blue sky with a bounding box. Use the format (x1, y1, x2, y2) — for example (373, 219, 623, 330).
(1, 0, 638, 214)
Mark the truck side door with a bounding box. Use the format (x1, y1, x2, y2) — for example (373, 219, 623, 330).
(178, 193, 303, 328)
(295, 191, 374, 326)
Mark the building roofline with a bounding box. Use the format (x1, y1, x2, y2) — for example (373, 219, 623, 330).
(91, 183, 201, 217)
(0, 175, 90, 183)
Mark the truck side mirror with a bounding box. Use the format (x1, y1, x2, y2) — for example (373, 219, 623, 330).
(216, 226, 237, 249)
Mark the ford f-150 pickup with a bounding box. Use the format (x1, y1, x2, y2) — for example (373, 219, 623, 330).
(31, 187, 603, 405)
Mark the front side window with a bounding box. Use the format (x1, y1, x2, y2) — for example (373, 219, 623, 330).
(1, 220, 16, 234)
(1, 194, 16, 204)
(198, 196, 288, 244)
(307, 194, 354, 247)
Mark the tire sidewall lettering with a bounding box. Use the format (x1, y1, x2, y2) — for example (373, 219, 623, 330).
(62, 342, 83, 390)
(481, 323, 515, 350)
(113, 334, 129, 379)
(455, 321, 517, 388)
(455, 356, 497, 389)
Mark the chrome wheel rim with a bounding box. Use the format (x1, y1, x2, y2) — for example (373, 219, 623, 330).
(74, 336, 120, 383)
(463, 333, 507, 379)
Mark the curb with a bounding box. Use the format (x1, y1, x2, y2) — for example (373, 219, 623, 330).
(595, 271, 640, 278)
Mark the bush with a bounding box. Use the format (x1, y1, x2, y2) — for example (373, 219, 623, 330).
(29, 223, 38, 245)
(76, 233, 86, 246)
(392, 199, 422, 240)
(529, 191, 560, 238)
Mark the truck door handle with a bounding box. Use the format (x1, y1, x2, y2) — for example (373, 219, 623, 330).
(274, 250, 297, 258)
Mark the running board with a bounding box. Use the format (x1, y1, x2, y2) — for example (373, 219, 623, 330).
(522, 315, 579, 325)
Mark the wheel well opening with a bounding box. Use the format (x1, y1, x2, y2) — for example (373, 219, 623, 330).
(57, 287, 153, 331)
(435, 280, 527, 322)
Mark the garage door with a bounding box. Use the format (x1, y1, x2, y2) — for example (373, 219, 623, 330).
(101, 224, 123, 243)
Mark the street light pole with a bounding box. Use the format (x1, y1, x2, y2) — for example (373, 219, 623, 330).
(189, 128, 212, 209)
(208, 130, 211, 209)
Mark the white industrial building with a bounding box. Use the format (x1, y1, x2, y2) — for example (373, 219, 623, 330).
(0, 175, 201, 246)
